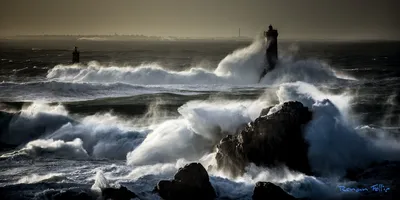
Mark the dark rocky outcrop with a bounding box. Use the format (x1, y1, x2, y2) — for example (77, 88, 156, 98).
(253, 182, 296, 200)
(216, 101, 313, 176)
(101, 186, 137, 200)
(155, 163, 216, 200)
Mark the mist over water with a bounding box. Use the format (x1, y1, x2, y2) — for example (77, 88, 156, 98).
(1, 38, 400, 199)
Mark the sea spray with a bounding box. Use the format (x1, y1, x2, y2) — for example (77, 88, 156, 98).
(126, 99, 266, 166)
(46, 38, 345, 86)
(19, 138, 89, 159)
(276, 82, 400, 176)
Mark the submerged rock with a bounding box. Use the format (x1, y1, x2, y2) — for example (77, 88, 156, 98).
(253, 182, 296, 200)
(101, 186, 137, 200)
(155, 163, 216, 200)
(216, 101, 313, 176)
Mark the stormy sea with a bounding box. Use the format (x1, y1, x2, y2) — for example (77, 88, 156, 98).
(1, 36, 400, 200)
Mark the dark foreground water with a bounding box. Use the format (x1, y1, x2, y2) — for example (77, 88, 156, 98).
(0, 38, 400, 199)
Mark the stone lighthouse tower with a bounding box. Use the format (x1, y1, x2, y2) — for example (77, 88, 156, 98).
(72, 47, 80, 63)
(264, 25, 278, 71)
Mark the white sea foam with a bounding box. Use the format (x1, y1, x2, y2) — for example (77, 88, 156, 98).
(91, 171, 110, 191)
(1, 103, 149, 160)
(20, 138, 89, 159)
(126, 99, 267, 166)
(276, 82, 400, 176)
(46, 38, 345, 87)
(44, 112, 149, 159)
(21, 102, 69, 116)
(17, 173, 66, 184)
(0, 103, 74, 146)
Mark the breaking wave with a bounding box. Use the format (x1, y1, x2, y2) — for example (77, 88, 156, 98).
(46, 38, 347, 86)
(276, 82, 400, 177)
(17, 173, 66, 184)
(0, 103, 75, 147)
(1, 103, 148, 160)
(20, 138, 89, 159)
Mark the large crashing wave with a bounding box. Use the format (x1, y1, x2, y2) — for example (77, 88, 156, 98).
(0, 103, 74, 147)
(276, 82, 400, 177)
(46, 38, 345, 86)
(126, 100, 262, 166)
(0, 103, 149, 160)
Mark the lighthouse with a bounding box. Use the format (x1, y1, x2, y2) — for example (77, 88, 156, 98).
(258, 25, 278, 82)
(264, 25, 278, 71)
(72, 46, 80, 63)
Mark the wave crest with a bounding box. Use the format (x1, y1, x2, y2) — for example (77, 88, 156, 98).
(46, 39, 347, 86)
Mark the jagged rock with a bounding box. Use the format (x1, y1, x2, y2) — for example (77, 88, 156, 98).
(216, 101, 313, 176)
(253, 182, 296, 200)
(155, 163, 216, 200)
(101, 186, 137, 200)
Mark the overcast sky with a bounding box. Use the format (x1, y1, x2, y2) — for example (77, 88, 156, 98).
(1, 0, 399, 39)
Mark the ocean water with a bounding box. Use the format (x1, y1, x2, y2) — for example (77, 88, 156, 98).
(0, 37, 400, 199)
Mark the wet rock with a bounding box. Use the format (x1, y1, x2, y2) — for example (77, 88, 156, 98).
(101, 186, 137, 200)
(252, 182, 296, 200)
(155, 163, 216, 200)
(216, 101, 313, 176)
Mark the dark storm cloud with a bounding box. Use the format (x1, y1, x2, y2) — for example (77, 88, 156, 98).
(0, 0, 399, 39)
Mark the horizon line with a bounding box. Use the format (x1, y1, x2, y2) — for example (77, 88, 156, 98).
(1, 35, 399, 42)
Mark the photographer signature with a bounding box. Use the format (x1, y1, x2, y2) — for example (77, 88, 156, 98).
(338, 184, 390, 193)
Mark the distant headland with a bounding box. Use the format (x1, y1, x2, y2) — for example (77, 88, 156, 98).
(1, 34, 399, 42)
(1, 34, 253, 42)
